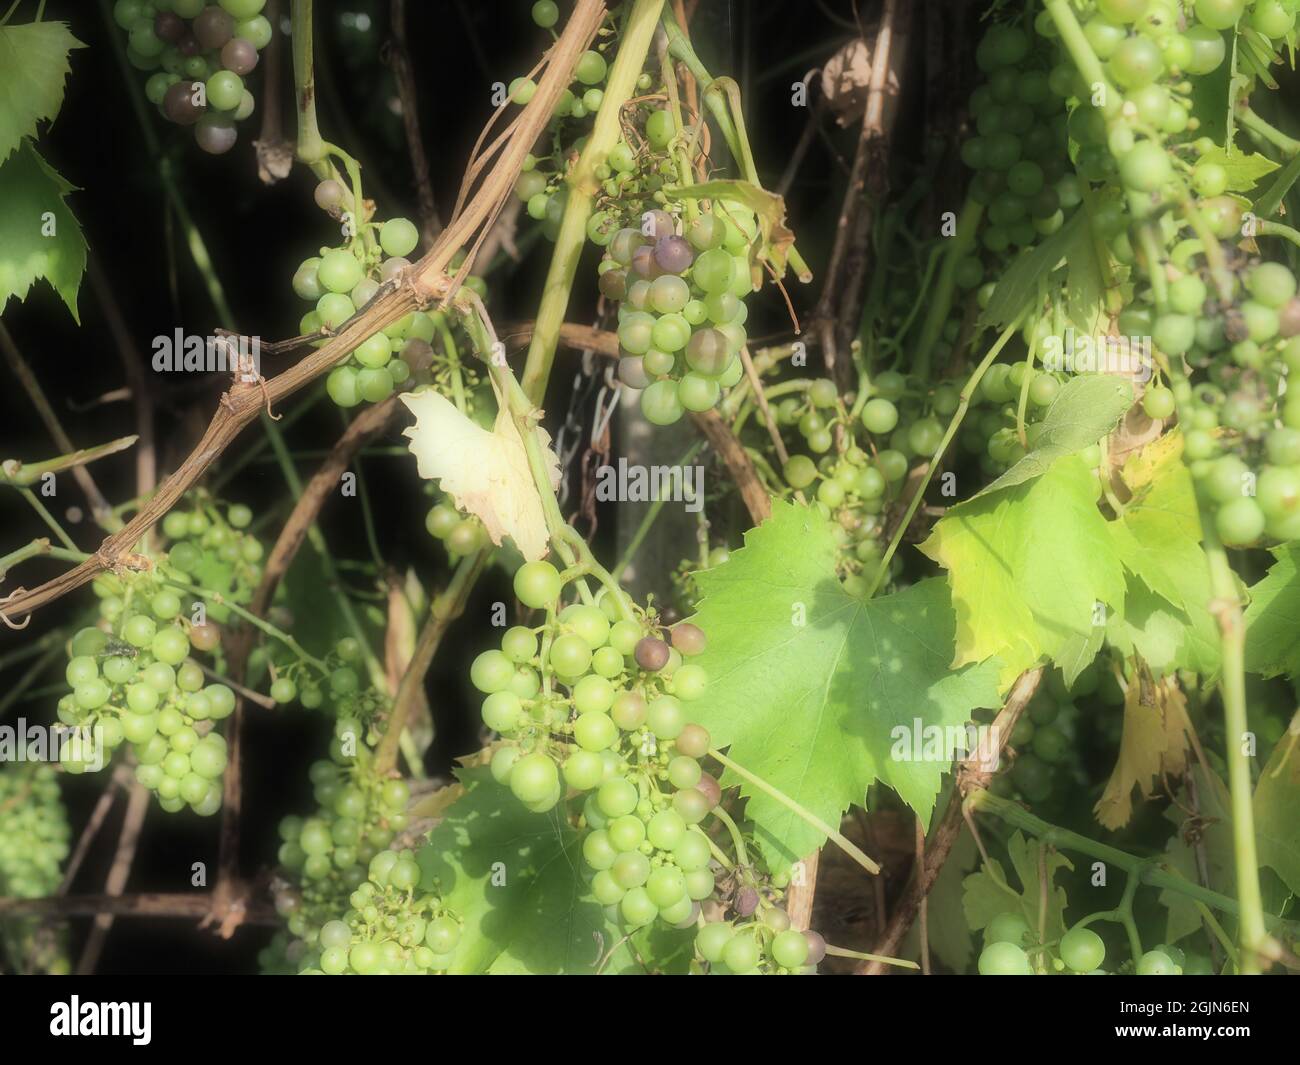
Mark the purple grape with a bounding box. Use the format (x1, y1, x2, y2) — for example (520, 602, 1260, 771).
(630, 243, 658, 280)
(803, 930, 827, 965)
(195, 114, 237, 154)
(685, 327, 730, 375)
(735, 887, 759, 917)
(670, 622, 706, 656)
(402, 338, 434, 371)
(193, 5, 234, 50)
(653, 235, 694, 274)
(154, 11, 187, 43)
(221, 37, 259, 76)
(635, 636, 671, 671)
(177, 33, 201, 57)
(696, 772, 721, 808)
(163, 80, 205, 125)
(642, 209, 675, 240)
(597, 268, 627, 301)
(617, 356, 649, 389)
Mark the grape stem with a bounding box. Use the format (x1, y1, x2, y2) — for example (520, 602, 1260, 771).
(159, 576, 328, 673)
(520, 0, 669, 402)
(709, 804, 749, 869)
(1238, 106, 1300, 155)
(1255, 219, 1300, 249)
(910, 198, 982, 381)
(823, 943, 919, 970)
(966, 789, 1297, 941)
(708, 747, 880, 876)
(865, 313, 1026, 599)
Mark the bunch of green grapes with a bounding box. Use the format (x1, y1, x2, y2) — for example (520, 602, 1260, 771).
(470, 558, 726, 930)
(695, 911, 824, 976)
(1031, 1, 1300, 547)
(59, 578, 233, 814)
(978, 911, 1193, 975)
(0, 761, 72, 974)
(113, 0, 272, 154)
(296, 848, 461, 975)
(273, 718, 411, 947)
(0, 762, 70, 899)
(159, 498, 263, 625)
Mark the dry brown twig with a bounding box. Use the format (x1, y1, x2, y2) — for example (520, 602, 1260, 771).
(386, 0, 443, 247)
(0, 0, 609, 627)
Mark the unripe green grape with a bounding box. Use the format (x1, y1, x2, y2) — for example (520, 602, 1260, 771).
(1216, 496, 1264, 545)
(514, 560, 562, 608)
(978, 940, 1034, 975)
(509, 752, 559, 805)
(1136, 948, 1180, 975)
(640, 379, 684, 425)
(861, 398, 899, 435)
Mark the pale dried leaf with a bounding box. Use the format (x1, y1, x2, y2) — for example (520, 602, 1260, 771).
(401, 388, 559, 561)
(1094, 674, 1191, 829)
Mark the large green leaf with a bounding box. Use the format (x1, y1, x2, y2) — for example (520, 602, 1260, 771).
(0, 21, 82, 164)
(417, 769, 690, 974)
(1255, 724, 1300, 897)
(0, 140, 85, 319)
(689, 500, 1002, 871)
(1107, 432, 1219, 676)
(1244, 544, 1300, 680)
(921, 454, 1126, 687)
(962, 830, 1072, 944)
(978, 375, 1132, 497)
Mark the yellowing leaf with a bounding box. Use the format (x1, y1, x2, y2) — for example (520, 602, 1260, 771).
(401, 388, 559, 561)
(920, 454, 1125, 688)
(1094, 674, 1191, 830)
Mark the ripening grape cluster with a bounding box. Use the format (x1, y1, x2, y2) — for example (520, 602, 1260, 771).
(160, 499, 264, 622)
(600, 205, 756, 425)
(274, 725, 414, 952)
(977, 911, 1197, 974)
(473, 559, 727, 931)
(112, 0, 272, 155)
(296, 848, 461, 975)
(0, 762, 70, 899)
(1021, 1, 1300, 546)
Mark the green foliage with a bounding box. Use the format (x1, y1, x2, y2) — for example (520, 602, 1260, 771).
(0, 20, 81, 164)
(0, 139, 85, 319)
(962, 830, 1072, 942)
(690, 500, 1001, 870)
(1244, 544, 1300, 680)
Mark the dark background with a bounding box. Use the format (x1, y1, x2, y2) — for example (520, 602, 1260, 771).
(0, 0, 978, 973)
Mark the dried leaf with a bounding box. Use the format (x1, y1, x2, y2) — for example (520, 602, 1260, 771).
(401, 388, 560, 561)
(1094, 673, 1191, 830)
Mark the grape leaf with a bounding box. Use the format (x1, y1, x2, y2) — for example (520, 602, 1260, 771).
(0, 140, 85, 320)
(921, 454, 1126, 687)
(962, 830, 1072, 943)
(401, 388, 559, 562)
(1196, 145, 1280, 192)
(1094, 674, 1191, 830)
(1244, 544, 1300, 680)
(0, 21, 82, 164)
(1254, 723, 1300, 897)
(1105, 577, 1189, 677)
(977, 375, 1133, 497)
(416, 769, 691, 974)
(1107, 432, 1220, 676)
(689, 500, 1002, 871)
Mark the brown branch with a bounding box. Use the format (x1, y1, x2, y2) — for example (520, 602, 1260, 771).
(0, 891, 277, 923)
(387, 0, 442, 246)
(812, 0, 907, 391)
(56, 765, 131, 896)
(0, 0, 610, 626)
(76, 782, 150, 974)
(857, 667, 1045, 974)
(690, 408, 771, 524)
